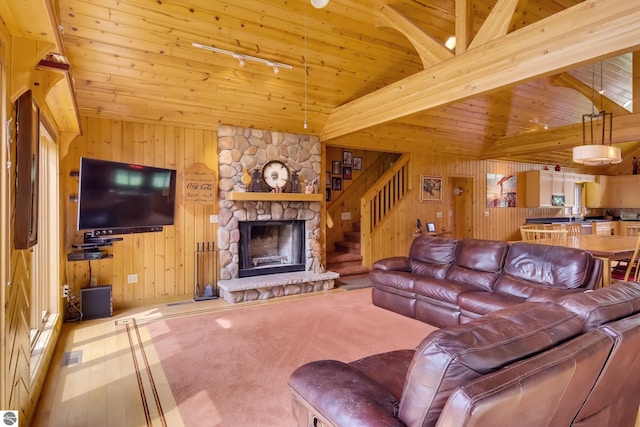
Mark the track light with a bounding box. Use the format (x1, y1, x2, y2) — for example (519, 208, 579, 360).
(192, 42, 293, 72)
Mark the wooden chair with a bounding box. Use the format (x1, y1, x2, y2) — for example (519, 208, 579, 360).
(611, 233, 640, 282)
(612, 226, 640, 280)
(520, 227, 569, 241)
(559, 223, 583, 237)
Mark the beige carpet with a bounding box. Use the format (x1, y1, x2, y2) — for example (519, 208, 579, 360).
(146, 288, 435, 427)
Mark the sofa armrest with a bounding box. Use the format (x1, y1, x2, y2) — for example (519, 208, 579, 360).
(373, 256, 411, 272)
(289, 360, 405, 427)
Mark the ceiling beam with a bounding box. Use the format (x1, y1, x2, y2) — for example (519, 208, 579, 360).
(482, 112, 640, 159)
(377, 5, 453, 68)
(321, 0, 640, 142)
(468, 0, 521, 50)
(551, 73, 629, 116)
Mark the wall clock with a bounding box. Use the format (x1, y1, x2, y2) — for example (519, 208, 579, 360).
(262, 160, 290, 190)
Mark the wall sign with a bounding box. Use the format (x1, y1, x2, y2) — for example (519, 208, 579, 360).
(183, 162, 216, 204)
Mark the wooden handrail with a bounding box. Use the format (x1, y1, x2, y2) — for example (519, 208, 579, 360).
(361, 153, 411, 266)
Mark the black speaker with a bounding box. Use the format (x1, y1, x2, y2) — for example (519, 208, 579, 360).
(81, 285, 112, 320)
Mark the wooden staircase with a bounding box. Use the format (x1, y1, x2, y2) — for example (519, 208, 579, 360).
(326, 222, 370, 277)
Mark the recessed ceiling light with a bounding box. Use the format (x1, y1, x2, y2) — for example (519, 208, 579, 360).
(311, 0, 329, 8)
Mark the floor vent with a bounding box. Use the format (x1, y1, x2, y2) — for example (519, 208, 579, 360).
(62, 350, 82, 367)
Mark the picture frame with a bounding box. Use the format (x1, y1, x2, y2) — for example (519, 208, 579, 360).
(353, 157, 362, 170)
(343, 166, 352, 180)
(343, 150, 353, 165)
(325, 171, 331, 186)
(420, 176, 443, 202)
(332, 160, 341, 175)
(426, 222, 436, 233)
(325, 187, 331, 201)
(14, 90, 40, 249)
(332, 177, 342, 191)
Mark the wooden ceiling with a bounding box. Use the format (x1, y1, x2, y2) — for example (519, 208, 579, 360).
(55, 0, 640, 168)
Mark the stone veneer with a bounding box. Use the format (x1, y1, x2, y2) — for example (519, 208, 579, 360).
(216, 125, 326, 291)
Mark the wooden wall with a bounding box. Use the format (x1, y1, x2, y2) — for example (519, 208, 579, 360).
(365, 153, 580, 265)
(61, 117, 219, 308)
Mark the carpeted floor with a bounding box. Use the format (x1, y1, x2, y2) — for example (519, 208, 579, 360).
(146, 288, 435, 427)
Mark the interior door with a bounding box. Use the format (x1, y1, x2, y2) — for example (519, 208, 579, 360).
(449, 177, 474, 239)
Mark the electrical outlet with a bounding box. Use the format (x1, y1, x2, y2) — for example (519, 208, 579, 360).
(436, 212, 443, 218)
(127, 274, 138, 284)
(63, 284, 70, 297)
(210, 214, 218, 223)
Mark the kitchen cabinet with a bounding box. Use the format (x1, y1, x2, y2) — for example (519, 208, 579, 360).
(585, 175, 640, 208)
(619, 221, 640, 236)
(585, 176, 607, 208)
(592, 221, 617, 235)
(525, 170, 575, 208)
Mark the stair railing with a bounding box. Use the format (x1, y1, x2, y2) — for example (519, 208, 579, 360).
(326, 152, 398, 252)
(360, 153, 411, 267)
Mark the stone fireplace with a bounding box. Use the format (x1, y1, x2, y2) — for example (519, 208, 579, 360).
(239, 220, 306, 277)
(215, 125, 337, 303)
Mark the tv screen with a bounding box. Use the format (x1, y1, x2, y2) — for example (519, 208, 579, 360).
(77, 157, 177, 232)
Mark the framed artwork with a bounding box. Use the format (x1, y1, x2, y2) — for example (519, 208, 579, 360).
(343, 166, 352, 180)
(426, 222, 436, 232)
(332, 177, 342, 191)
(325, 171, 331, 186)
(486, 173, 517, 207)
(14, 90, 40, 249)
(343, 150, 353, 165)
(332, 160, 341, 175)
(353, 157, 362, 170)
(420, 176, 442, 202)
(325, 187, 331, 201)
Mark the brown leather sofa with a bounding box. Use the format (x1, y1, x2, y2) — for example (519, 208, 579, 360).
(288, 281, 640, 427)
(369, 235, 603, 327)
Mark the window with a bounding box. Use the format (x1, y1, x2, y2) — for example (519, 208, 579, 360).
(30, 125, 59, 346)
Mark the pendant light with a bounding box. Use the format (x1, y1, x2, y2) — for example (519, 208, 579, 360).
(572, 62, 621, 166)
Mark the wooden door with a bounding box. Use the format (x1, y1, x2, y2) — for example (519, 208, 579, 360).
(449, 177, 474, 239)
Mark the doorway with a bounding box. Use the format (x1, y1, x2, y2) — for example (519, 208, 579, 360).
(449, 177, 474, 239)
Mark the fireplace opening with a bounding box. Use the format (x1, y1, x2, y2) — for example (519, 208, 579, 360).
(239, 220, 305, 277)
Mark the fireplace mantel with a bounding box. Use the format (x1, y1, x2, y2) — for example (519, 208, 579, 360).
(226, 192, 323, 202)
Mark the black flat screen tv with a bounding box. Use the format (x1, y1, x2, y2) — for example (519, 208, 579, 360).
(77, 157, 177, 233)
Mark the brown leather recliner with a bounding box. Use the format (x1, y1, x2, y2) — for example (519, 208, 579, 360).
(288, 282, 640, 427)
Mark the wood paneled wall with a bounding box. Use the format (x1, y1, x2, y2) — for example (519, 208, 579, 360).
(364, 153, 582, 265)
(61, 117, 219, 308)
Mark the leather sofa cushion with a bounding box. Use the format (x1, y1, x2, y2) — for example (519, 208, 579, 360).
(289, 360, 404, 426)
(457, 291, 525, 317)
(369, 270, 415, 293)
(414, 277, 483, 305)
(437, 330, 613, 427)
(503, 242, 594, 289)
(398, 302, 584, 427)
(557, 281, 640, 330)
(372, 256, 411, 272)
(445, 239, 509, 291)
(348, 349, 416, 401)
(408, 236, 458, 278)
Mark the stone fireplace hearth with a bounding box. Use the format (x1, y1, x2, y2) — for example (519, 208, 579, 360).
(216, 125, 338, 303)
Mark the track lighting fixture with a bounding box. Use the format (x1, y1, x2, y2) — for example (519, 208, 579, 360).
(192, 42, 292, 72)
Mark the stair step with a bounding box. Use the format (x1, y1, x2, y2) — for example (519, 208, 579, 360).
(326, 251, 362, 264)
(332, 264, 370, 277)
(335, 240, 360, 251)
(327, 259, 364, 270)
(344, 231, 360, 242)
(352, 221, 361, 232)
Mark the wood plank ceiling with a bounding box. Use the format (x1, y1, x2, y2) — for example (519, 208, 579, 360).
(57, 0, 640, 169)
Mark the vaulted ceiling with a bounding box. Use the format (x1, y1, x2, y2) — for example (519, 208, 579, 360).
(42, 0, 640, 169)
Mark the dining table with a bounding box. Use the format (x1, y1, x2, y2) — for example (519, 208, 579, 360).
(530, 234, 639, 287)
